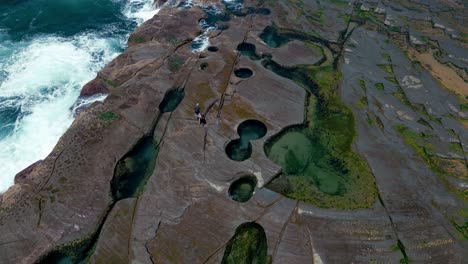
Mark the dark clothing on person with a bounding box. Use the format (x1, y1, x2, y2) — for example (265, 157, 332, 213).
(194, 105, 201, 115)
(199, 114, 206, 126)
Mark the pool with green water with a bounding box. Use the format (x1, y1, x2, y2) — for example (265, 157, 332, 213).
(266, 130, 345, 196)
(228, 176, 257, 203)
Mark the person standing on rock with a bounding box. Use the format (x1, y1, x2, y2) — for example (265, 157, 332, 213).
(199, 113, 207, 127)
(194, 103, 201, 119)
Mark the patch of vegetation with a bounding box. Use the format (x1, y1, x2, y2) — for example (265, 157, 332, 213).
(458, 208, 468, 217)
(222, 222, 268, 264)
(387, 25, 401, 33)
(446, 129, 456, 136)
(395, 124, 468, 200)
(385, 77, 399, 84)
(460, 103, 468, 111)
(392, 85, 412, 107)
(417, 118, 432, 129)
(353, 7, 380, 25)
(397, 239, 410, 264)
(411, 103, 441, 124)
(358, 79, 367, 92)
(129, 35, 146, 44)
(452, 221, 468, 240)
(374, 83, 385, 90)
(378, 64, 394, 75)
(448, 142, 464, 155)
(327, 0, 348, 6)
(339, 13, 351, 23)
(100, 77, 117, 88)
(167, 55, 185, 72)
(314, 10, 325, 26)
(366, 113, 374, 125)
(357, 96, 368, 108)
(166, 37, 183, 46)
(100, 111, 119, 122)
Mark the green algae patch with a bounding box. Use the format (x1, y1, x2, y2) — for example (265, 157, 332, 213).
(265, 125, 377, 208)
(392, 85, 412, 107)
(378, 64, 394, 75)
(353, 7, 381, 25)
(396, 125, 468, 200)
(374, 83, 385, 91)
(452, 221, 468, 240)
(167, 55, 186, 73)
(128, 35, 147, 45)
(222, 222, 268, 264)
(358, 79, 366, 91)
(263, 63, 377, 209)
(385, 77, 399, 84)
(100, 111, 119, 122)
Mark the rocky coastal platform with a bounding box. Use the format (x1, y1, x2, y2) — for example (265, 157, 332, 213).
(0, 0, 467, 263)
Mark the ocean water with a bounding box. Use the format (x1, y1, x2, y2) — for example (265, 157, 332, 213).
(0, 0, 160, 193)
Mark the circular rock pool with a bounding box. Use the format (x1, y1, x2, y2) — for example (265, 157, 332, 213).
(228, 175, 257, 202)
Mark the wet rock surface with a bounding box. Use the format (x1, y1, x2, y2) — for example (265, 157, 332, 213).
(0, 0, 467, 263)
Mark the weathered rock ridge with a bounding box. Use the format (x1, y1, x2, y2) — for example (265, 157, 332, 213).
(0, 0, 467, 263)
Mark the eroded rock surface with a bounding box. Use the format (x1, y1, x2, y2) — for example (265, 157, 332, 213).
(0, 0, 467, 263)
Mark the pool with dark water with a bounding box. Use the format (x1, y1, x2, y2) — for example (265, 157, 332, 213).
(228, 175, 257, 202)
(225, 120, 267, 161)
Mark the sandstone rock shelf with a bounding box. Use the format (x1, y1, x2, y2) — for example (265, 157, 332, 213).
(0, 0, 467, 263)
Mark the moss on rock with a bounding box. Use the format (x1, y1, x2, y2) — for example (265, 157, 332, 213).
(221, 222, 268, 264)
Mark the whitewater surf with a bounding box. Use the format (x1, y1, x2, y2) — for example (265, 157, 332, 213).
(0, 0, 159, 193)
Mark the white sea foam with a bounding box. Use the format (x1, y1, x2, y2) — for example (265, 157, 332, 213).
(123, 0, 160, 24)
(0, 0, 159, 193)
(189, 0, 242, 53)
(191, 34, 211, 53)
(0, 35, 118, 193)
